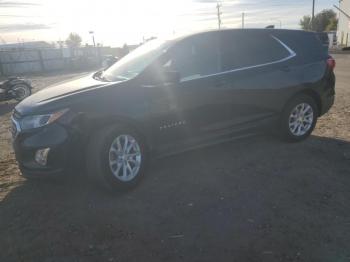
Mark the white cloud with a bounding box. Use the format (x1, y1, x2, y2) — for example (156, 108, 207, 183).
(0, 0, 338, 46)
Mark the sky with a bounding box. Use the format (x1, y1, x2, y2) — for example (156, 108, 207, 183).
(0, 0, 338, 47)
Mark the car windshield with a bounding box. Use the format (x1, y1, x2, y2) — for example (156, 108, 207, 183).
(101, 39, 171, 82)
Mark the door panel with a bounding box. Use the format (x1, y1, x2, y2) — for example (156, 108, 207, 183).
(147, 32, 234, 150)
(147, 30, 298, 153)
(216, 30, 298, 131)
(148, 73, 233, 151)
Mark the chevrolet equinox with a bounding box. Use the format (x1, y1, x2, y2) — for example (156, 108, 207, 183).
(11, 29, 336, 190)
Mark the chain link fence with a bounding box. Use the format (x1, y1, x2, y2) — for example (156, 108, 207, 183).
(0, 47, 101, 76)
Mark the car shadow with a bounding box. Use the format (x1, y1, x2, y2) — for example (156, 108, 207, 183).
(0, 135, 350, 262)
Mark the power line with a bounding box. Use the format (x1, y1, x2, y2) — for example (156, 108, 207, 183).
(333, 4, 350, 19)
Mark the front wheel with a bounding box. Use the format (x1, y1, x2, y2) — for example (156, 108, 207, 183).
(86, 124, 148, 191)
(279, 94, 318, 142)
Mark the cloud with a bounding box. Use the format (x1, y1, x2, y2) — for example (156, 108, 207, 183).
(0, 1, 39, 7)
(0, 23, 51, 32)
(0, 14, 38, 17)
(192, 0, 218, 2)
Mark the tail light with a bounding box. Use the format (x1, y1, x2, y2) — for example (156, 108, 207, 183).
(327, 56, 336, 70)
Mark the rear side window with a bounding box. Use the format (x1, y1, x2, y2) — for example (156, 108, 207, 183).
(220, 31, 290, 71)
(163, 33, 220, 81)
(276, 32, 328, 62)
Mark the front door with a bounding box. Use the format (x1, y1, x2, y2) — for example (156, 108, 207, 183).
(148, 32, 234, 152)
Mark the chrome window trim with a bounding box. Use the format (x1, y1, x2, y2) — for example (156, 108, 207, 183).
(180, 35, 296, 83)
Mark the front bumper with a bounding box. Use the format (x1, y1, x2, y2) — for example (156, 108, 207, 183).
(18, 165, 65, 179)
(11, 120, 75, 178)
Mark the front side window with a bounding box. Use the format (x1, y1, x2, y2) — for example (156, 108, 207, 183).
(220, 31, 290, 71)
(163, 33, 220, 81)
(102, 39, 172, 82)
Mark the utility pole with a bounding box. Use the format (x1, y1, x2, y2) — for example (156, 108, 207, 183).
(216, 1, 222, 30)
(242, 12, 245, 28)
(311, 0, 315, 30)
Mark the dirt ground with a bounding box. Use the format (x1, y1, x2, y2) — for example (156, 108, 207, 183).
(0, 56, 349, 262)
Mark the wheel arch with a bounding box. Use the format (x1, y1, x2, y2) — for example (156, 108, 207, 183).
(279, 88, 320, 142)
(85, 115, 153, 153)
(290, 89, 322, 117)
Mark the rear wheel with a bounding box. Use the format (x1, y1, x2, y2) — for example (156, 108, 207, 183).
(280, 94, 318, 142)
(87, 124, 148, 191)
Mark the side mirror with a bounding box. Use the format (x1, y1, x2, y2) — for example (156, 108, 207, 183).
(93, 70, 103, 78)
(142, 63, 180, 85)
(161, 70, 180, 84)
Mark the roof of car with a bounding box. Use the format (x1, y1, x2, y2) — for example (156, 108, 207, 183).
(171, 28, 315, 41)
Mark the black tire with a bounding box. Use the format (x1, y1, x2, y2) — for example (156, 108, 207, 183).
(279, 94, 318, 142)
(14, 84, 31, 101)
(86, 124, 148, 191)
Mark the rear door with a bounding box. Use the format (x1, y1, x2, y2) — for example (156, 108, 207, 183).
(217, 30, 298, 130)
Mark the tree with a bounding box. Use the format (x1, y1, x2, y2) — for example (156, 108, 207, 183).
(65, 32, 82, 48)
(300, 15, 312, 31)
(300, 9, 337, 32)
(325, 15, 338, 31)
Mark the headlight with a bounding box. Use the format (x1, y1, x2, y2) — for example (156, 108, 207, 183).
(20, 109, 69, 130)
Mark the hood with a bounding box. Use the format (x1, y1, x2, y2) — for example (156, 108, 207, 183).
(15, 73, 114, 115)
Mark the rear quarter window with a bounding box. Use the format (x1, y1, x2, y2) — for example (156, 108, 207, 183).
(274, 31, 328, 63)
(220, 31, 290, 71)
(316, 32, 329, 45)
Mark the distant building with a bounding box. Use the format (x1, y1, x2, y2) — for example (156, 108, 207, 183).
(0, 41, 53, 50)
(337, 0, 350, 46)
(127, 44, 139, 51)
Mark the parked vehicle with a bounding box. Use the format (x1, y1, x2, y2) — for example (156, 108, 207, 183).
(11, 29, 336, 190)
(0, 77, 32, 102)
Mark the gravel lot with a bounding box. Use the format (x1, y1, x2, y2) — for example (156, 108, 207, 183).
(0, 55, 349, 262)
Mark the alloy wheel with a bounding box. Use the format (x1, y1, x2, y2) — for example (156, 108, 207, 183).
(288, 103, 314, 136)
(108, 134, 142, 182)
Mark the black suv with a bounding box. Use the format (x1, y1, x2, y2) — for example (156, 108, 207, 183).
(11, 29, 335, 190)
